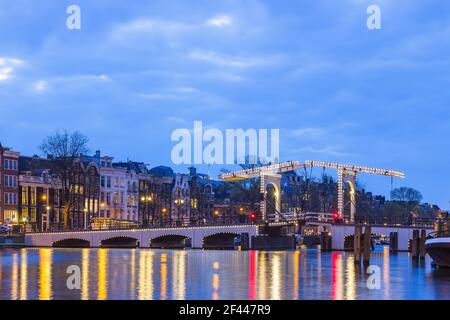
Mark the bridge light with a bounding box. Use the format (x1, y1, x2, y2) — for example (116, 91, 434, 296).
(332, 211, 339, 222)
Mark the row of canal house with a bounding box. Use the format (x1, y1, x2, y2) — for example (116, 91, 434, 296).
(0, 144, 239, 232)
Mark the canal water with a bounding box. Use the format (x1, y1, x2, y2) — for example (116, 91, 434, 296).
(0, 246, 449, 300)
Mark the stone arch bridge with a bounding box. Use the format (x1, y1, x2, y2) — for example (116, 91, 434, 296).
(25, 224, 259, 249)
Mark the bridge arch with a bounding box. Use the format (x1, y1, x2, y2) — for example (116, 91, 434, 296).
(150, 234, 191, 249)
(202, 232, 240, 250)
(100, 236, 139, 248)
(52, 238, 91, 248)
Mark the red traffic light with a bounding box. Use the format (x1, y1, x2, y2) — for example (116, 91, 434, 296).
(250, 212, 257, 220)
(332, 212, 339, 221)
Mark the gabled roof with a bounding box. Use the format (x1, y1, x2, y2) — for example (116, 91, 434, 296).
(113, 161, 149, 174)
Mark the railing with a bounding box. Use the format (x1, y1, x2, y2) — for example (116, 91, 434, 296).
(22, 214, 441, 234)
(427, 218, 449, 238)
(427, 228, 449, 239)
(352, 217, 435, 227)
(25, 216, 261, 234)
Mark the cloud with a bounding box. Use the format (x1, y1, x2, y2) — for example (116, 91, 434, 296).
(0, 57, 23, 81)
(28, 74, 111, 93)
(171, 86, 198, 93)
(206, 15, 233, 27)
(293, 146, 353, 157)
(188, 50, 283, 68)
(32, 80, 48, 92)
(113, 18, 192, 37)
(291, 127, 325, 138)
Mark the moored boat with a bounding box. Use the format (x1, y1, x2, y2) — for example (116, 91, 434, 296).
(425, 218, 450, 268)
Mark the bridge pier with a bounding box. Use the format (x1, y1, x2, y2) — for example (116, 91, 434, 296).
(139, 234, 151, 248)
(331, 224, 434, 252)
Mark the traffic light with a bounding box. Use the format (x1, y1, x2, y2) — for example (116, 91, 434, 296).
(249, 212, 257, 221)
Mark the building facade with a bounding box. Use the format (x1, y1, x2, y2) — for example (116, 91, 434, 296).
(0, 144, 20, 226)
(19, 169, 63, 232)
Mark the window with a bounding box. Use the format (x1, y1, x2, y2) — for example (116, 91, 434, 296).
(3, 210, 18, 223)
(101, 176, 105, 187)
(4, 175, 17, 187)
(21, 208, 28, 222)
(106, 192, 111, 205)
(106, 176, 111, 188)
(30, 208, 37, 222)
(4, 159, 18, 170)
(21, 188, 28, 205)
(30, 188, 36, 205)
(4, 193, 17, 205)
(54, 191, 59, 206)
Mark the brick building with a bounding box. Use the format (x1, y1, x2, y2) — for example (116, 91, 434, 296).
(0, 144, 20, 226)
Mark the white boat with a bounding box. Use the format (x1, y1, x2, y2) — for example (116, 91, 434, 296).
(425, 219, 450, 268)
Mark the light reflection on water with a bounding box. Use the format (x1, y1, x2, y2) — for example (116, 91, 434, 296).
(0, 246, 449, 300)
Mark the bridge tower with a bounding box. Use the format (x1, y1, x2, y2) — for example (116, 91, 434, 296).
(305, 160, 405, 223)
(220, 161, 300, 222)
(220, 160, 405, 224)
(259, 172, 281, 222)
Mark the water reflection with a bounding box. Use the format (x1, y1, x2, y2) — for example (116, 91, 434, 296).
(20, 249, 27, 300)
(81, 249, 90, 300)
(138, 250, 153, 300)
(0, 246, 448, 300)
(11, 253, 18, 300)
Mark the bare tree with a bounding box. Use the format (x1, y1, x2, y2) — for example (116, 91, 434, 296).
(40, 130, 89, 229)
(391, 187, 423, 203)
(390, 186, 423, 223)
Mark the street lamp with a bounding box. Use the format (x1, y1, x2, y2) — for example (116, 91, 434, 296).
(42, 205, 51, 232)
(83, 207, 88, 230)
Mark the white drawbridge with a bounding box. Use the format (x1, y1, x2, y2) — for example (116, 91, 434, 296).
(219, 160, 405, 223)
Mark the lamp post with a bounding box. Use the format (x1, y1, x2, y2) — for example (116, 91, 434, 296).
(40, 193, 49, 232)
(83, 207, 88, 230)
(161, 207, 168, 226)
(141, 194, 154, 226)
(174, 198, 184, 225)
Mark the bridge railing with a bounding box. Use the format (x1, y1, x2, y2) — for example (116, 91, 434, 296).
(266, 212, 335, 223)
(352, 217, 435, 227)
(25, 216, 262, 234)
(268, 211, 436, 227)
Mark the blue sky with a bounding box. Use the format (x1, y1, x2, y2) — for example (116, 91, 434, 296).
(0, 0, 449, 208)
